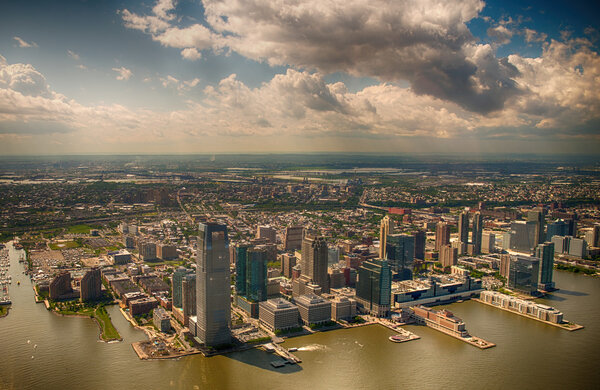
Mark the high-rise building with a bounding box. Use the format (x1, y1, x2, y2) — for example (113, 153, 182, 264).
(508, 255, 540, 296)
(552, 235, 587, 258)
(233, 243, 251, 296)
(481, 231, 495, 254)
(386, 233, 415, 280)
(536, 242, 555, 290)
(284, 226, 304, 251)
(138, 241, 157, 261)
(245, 247, 268, 302)
(472, 212, 483, 255)
(295, 294, 332, 326)
(439, 245, 458, 268)
(172, 267, 193, 308)
(80, 267, 102, 302)
(259, 298, 300, 331)
(413, 230, 426, 260)
(182, 274, 196, 325)
(458, 211, 469, 244)
(301, 236, 330, 293)
(509, 221, 539, 253)
(435, 222, 450, 252)
(49, 271, 73, 300)
(527, 210, 545, 247)
(157, 244, 178, 260)
(546, 220, 568, 241)
(584, 224, 600, 248)
(328, 246, 340, 266)
(193, 222, 231, 347)
(379, 215, 394, 259)
(281, 253, 297, 279)
(499, 254, 510, 278)
(256, 225, 277, 243)
(356, 258, 391, 317)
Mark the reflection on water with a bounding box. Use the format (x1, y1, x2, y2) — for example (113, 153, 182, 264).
(1, 240, 599, 389)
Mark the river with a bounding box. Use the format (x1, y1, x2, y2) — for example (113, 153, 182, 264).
(1, 241, 599, 389)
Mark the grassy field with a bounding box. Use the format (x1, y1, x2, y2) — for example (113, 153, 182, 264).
(67, 224, 98, 234)
(49, 240, 82, 250)
(94, 306, 121, 341)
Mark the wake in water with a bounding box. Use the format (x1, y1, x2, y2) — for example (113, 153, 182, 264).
(297, 344, 329, 352)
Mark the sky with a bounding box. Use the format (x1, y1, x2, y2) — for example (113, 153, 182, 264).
(0, 0, 599, 155)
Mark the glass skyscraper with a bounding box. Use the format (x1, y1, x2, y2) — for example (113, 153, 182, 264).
(386, 233, 415, 281)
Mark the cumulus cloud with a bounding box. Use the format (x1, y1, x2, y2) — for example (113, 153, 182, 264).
(112, 66, 132, 81)
(487, 25, 513, 45)
(181, 47, 201, 60)
(522, 28, 548, 43)
(13, 36, 38, 48)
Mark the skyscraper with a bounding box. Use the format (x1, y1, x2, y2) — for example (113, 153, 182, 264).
(439, 245, 458, 268)
(435, 222, 450, 252)
(509, 221, 539, 253)
(233, 243, 251, 296)
(413, 230, 426, 260)
(356, 258, 391, 317)
(386, 233, 415, 280)
(458, 211, 469, 244)
(536, 242, 555, 290)
(256, 225, 277, 243)
(182, 274, 196, 325)
(301, 235, 330, 293)
(379, 215, 394, 259)
(245, 247, 268, 302)
(527, 210, 545, 247)
(508, 255, 540, 296)
(172, 266, 193, 308)
(194, 222, 231, 347)
(80, 267, 102, 302)
(284, 226, 304, 251)
(472, 212, 483, 255)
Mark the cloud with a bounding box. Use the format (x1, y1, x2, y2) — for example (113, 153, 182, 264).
(181, 47, 202, 60)
(487, 25, 513, 45)
(67, 50, 80, 60)
(522, 28, 548, 43)
(13, 36, 38, 48)
(112, 66, 132, 81)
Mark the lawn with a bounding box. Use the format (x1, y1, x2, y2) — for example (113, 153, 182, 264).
(67, 224, 98, 234)
(94, 306, 121, 341)
(49, 241, 82, 250)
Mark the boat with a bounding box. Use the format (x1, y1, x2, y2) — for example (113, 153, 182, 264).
(17, 281, 20, 286)
(288, 347, 298, 352)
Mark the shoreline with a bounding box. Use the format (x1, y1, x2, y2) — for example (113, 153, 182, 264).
(49, 304, 123, 342)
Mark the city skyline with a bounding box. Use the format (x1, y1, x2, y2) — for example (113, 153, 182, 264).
(1, 0, 599, 155)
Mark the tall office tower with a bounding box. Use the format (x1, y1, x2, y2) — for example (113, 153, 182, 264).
(172, 266, 192, 308)
(386, 233, 415, 280)
(546, 220, 568, 241)
(509, 221, 539, 253)
(527, 210, 545, 247)
(536, 242, 555, 290)
(508, 255, 540, 296)
(194, 222, 231, 347)
(472, 212, 483, 255)
(565, 219, 576, 237)
(458, 211, 469, 244)
(328, 246, 340, 266)
(301, 236, 330, 293)
(80, 267, 102, 302)
(379, 215, 394, 259)
(233, 243, 251, 296)
(284, 226, 304, 251)
(499, 254, 510, 278)
(356, 258, 392, 317)
(413, 230, 426, 260)
(256, 225, 277, 244)
(481, 231, 495, 254)
(439, 245, 458, 268)
(435, 222, 450, 252)
(182, 274, 196, 324)
(245, 247, 268, 302)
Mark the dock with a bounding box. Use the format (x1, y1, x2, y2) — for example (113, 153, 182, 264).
(270, 341, 302, 364)
(473, 298, 584, 331)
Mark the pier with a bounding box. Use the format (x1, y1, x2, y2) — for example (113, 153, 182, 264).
(411, 306, 495, 349)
